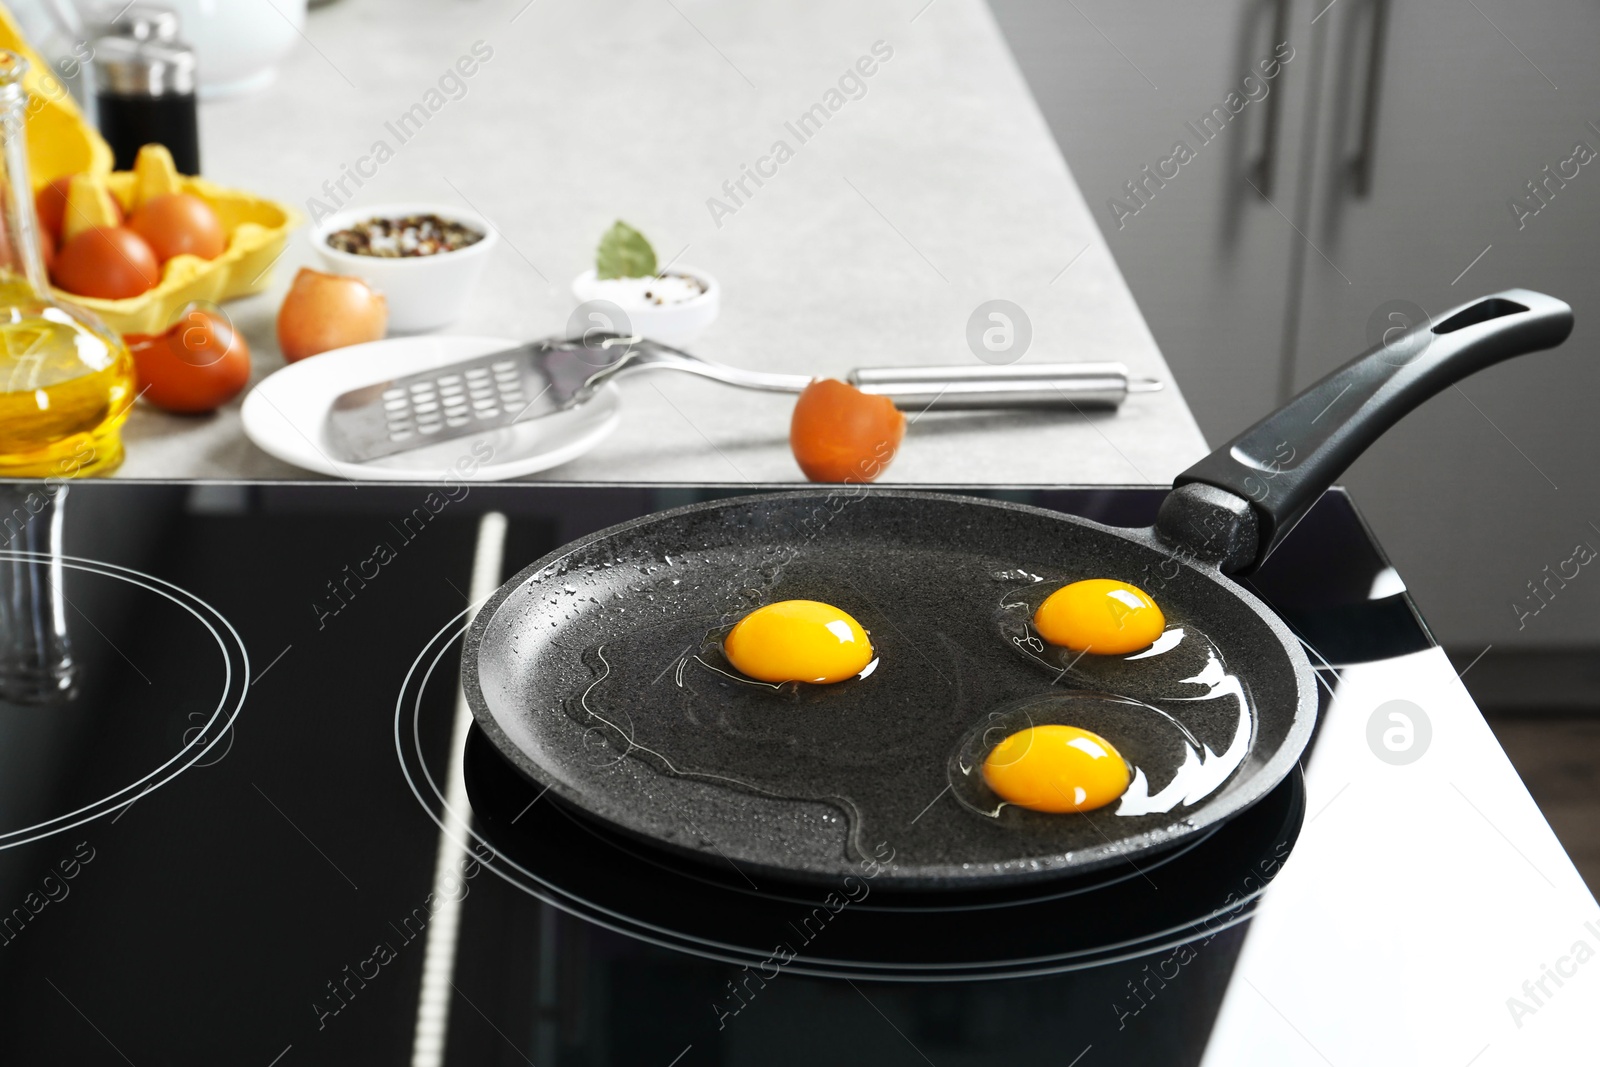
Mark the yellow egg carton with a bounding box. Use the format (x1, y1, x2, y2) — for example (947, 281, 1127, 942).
(0, 2, 299, 336)
(74, 165, 301, 337)
(0, 4, 109, 183)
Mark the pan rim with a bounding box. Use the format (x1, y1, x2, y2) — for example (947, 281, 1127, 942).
(461, 487, 1318, 888)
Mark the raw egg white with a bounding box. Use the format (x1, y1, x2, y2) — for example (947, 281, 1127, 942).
(1034, 579, 1165, 655)
(981, 724, 1131, 813)
(723, 599, 873, 684)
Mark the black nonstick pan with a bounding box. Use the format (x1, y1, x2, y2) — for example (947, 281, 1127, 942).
(464, 289, 1571, 889)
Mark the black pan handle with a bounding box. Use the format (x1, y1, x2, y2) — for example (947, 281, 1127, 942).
(1157, 289, 1573, 574)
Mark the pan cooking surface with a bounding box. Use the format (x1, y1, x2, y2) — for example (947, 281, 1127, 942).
(465, 491, 1314, 887)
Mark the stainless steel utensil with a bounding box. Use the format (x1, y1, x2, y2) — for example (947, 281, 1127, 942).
(325, 334, 1163, 463)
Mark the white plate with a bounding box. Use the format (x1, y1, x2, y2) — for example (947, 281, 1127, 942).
(241, 336, 621, 482)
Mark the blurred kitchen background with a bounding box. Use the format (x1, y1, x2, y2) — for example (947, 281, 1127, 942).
(986, 0, 1600, 882)
(10, 0, 1600, 881)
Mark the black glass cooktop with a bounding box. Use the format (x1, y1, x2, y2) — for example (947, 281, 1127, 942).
(0, 482, 1426, 1066)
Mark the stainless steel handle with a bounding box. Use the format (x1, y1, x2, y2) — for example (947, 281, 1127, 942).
(595, 338, 812, 393)
(849, 363, 1162, 411)
(1346, 0, 1389, 198)
(612, 340, 1163, 411)
(1249, 0, 1290, 197)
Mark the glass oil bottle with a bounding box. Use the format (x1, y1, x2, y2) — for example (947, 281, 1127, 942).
(0, 50, 134, 478)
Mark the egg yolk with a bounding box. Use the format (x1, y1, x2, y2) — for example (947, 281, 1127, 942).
(723, 600, 874, 684)
(981, 724, 1130, 813)
(1033, 579, 1165, 655)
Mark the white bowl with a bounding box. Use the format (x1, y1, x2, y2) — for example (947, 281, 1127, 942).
(312, 202, 499, 334)
(570, 266, 719, 347)
(165, 0, 307, 98)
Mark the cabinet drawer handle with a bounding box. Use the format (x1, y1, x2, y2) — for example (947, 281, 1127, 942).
(1249, 0, 1291, 197)
(1347, 0, 1390, 198)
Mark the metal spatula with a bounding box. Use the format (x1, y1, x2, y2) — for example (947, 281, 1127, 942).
(324, 334, 1163, 463)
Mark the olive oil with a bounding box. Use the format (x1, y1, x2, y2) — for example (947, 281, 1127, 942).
(0, 280, 133, 477)
(0, 51, 136, 479)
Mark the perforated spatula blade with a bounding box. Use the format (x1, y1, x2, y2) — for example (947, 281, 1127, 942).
(325, 339, 612, 462)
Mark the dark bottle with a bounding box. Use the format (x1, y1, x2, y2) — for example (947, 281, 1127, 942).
(92, 6, 200, 174)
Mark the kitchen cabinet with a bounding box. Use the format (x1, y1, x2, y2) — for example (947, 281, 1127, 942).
(986, 0, 1320, 442)
(991, 0, 1600, 650)
(1287, 0, 1600, 652)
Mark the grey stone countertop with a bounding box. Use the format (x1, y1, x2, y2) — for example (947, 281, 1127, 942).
(112, 0, 1209, 485)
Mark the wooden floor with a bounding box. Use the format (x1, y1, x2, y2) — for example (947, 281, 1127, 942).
(1488, 717, 1600, 894)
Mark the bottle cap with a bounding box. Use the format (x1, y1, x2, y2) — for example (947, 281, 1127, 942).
(92, 5, 196, 97)
(106, 4, 182, 43)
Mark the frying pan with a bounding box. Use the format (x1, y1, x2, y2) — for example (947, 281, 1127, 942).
(464, 289, 1572, 889)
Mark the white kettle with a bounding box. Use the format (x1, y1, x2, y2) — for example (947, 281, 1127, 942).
(159, 0, 309, 98)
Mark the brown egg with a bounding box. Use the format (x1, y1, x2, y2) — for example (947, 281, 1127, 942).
(276, 267, 387, 362)
(34, 175, 73, 246)
(789, 378, 905, 483)
(52, 226, 161, 299)
(128, 192, 226, 263)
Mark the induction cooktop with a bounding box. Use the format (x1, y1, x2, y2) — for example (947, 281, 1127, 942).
(0, 481, 1427, 1065)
